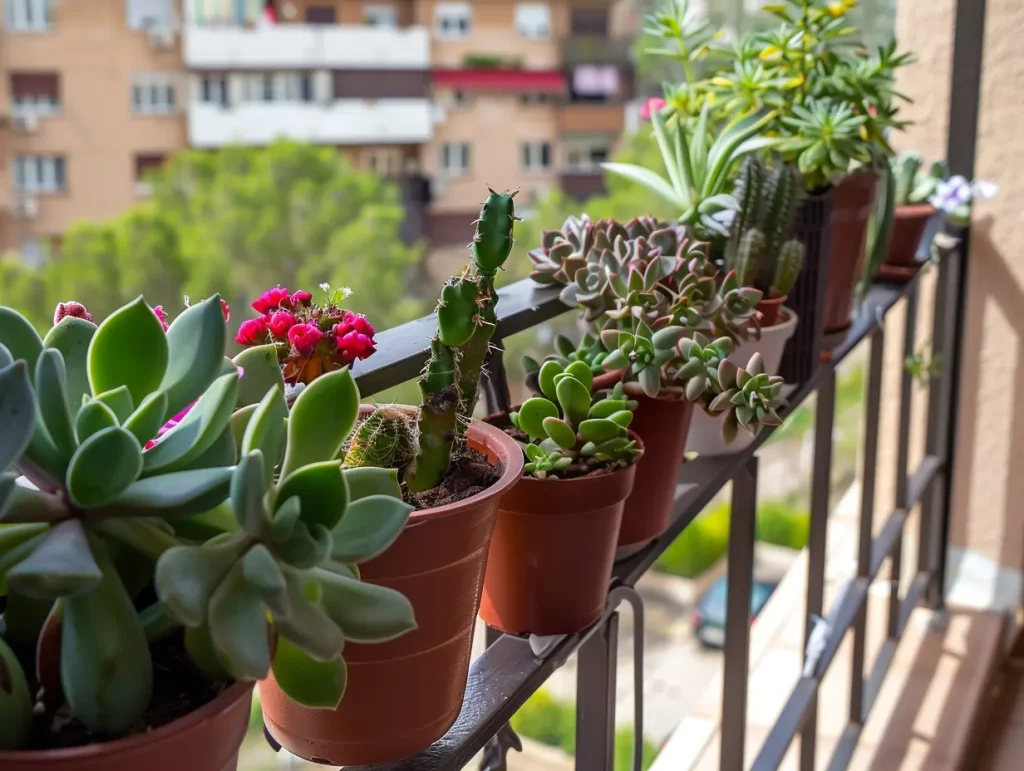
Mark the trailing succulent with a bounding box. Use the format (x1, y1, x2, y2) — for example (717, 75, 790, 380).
(348, 188, 518, 494)
(511, 361, 641, 479)
(0, 296, 414, 750)
(724, 157, 806, 300)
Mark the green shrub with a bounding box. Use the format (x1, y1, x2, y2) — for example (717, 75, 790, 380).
(756, 500, 810, 550)
(511, 689, 659, 771)
(654, 502, 730, 578)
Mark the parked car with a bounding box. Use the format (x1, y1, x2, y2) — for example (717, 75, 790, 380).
(691, 577, 779, 649)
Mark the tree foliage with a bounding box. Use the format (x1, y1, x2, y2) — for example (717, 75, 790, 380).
(0, 141, 424, 333)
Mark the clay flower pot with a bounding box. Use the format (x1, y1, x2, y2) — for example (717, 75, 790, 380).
(259, 414, 523, 767)
(755, 293, 788, 327)
(823, 170, 880, 335)
(592, 371, 694, 553)
(479, 434, 641, 636)
(877, 204, 934, 282)
(686, 309, 798, 457)
(0, 684, 253, 771)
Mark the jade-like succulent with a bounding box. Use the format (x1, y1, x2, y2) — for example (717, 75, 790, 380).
(891, 151, 949, 206)
(706, 351, 785, 443)
(510, 362, 641, 479)
(400, 188, 518, 493)
(0, 297, 416, 749)
(157, 369, 416, 709)
(725, 157, 806, 299)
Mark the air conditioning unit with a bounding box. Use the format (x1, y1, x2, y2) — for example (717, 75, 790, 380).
(11, 113, 39, 133)
(148, 26, 176, 50)
(12, 194, 39, 219)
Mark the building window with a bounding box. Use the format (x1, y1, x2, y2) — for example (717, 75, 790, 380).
(4, 0, 53, 31)
(242, 73, 314, 103)
(20, 238, 46, 268)
(364, 3, 397, 28)
(515, 3, 550, 39)
(188, 0, 261, 25)
(14, 155, 66, 194)
(126, 0, 174, 30)
(10, 72, 60, 117)
(200, 74, 230, 107)
(521, 141, 552, 172)
(363, 148, 403, 177)
(564, 137, 612, 172)
(305, 4, 336, 24)
(570, 7, 607, 36)
(440, 142, 471, 176)
(572, 65, 620, 99)
(435, 2, 470, 38)
(132, 73, 177, 116)
(134, 153, 166, 195)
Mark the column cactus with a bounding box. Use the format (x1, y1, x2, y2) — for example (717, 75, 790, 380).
(403, 188, 518, 493)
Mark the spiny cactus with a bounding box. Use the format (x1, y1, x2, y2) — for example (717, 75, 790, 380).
(0, 298, 415, 748)
(510, 363, 641, 478)
(725, 157, 806, 300)
(342, 405, 417, 469)
(402, 188, 518, 493)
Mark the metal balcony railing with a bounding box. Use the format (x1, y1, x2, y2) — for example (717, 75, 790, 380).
(261, 216, 964, 771)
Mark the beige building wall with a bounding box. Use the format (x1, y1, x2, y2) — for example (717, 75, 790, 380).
(0, 0, 187, 252)
(892, 0, 1024, 594)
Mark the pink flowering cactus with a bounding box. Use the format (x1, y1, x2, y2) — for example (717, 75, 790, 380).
(234, 285, 377, 384)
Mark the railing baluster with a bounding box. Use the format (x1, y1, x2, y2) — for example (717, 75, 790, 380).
(721, 456, 759, 771)
(575, 613, 619, 771)
(800, 369, 836, 771)
(481, 332, 513, 416)
(849, 327, 885, 725)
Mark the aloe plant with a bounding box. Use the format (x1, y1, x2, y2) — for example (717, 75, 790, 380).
(511, 362, 641, 479)
(0, 297, 415, 749)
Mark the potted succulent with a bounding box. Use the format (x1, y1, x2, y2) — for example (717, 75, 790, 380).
(527, 216, 781, 550)
(256, 190, 524, 766)
(877, 152, 944, 280)
(0, 296, 415, 771)
(481, 372, 643, 635)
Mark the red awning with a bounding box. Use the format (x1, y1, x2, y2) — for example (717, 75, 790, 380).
(432, 69, 567, 93)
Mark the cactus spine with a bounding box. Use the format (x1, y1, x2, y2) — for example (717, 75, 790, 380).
(725, 158, 805, 299)
(404, 189, 517, 493)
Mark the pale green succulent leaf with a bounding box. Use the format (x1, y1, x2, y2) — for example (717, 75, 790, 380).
(517, 397, 559, 440)
(87, 297, 168, 407)
(343, 467, 402, 501)
(110, 467, 234, 519)
(7, 520, 101, 600)
(43, 316, 95, 408)
(0, 361, 36, 473)
(272, 572, 344, 662)
(0, 307, 43, 383)
(542, 417, 576, 450)
(242, 543, 289, 618)
(270, 635, 347, 709)
(276, 460, 349, 531)
(155, 538, 247, 626)
(316, 568, 417, 644)
(75, 400, 118, 443)
(122, 390, 170, 446)
(160, 294, 229, 420)
(66, 427, 143, 508)
(281, 368, 359, 478)
(0, 637, 32, 750)
(208, 563, 272, 681)
(241, 386, 287, 487)
(231, 451, 270, 536)
(330, 494, 412, 565)
(274, 521, 332, 570)
(270, 495, 302, 544)
(93, 386, 134, 425)
(233, 344, 285, 409)
(34, 350, 76, 459)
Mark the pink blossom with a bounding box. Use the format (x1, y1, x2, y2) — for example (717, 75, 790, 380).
(235, 317, 269, 346)
(288, 322, 323, 356)
(153, 306, 170, 332)
(639, 97, 666, 122)
(220, 299, 231, 322)
(290, 290, 312, 306)
(333, 311, 375, 339)
(252, 287, 292, 314)
(53, 302, 93, 326)
(336, 330, 376, 362)
(267, 310, 298, 340)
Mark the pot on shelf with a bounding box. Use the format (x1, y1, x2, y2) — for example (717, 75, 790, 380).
(686, 309, 798, 457)
(755, 293, 787, 327)
(0, 684, 253, 771)
(479, 433, 641, 636)
(592, 371, 695, 554)
(823, 170, 880, 336)
(260, 412, 524, 767)
(877, 204, 934, 282)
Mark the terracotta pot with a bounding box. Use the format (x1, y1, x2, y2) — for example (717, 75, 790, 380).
(592, 371, 695, 550)
(480, 435, 641, 636)
(823, 171, 880, 335)
(756, 293, 787, 327)
(0, 684, 253, 771)
(882, 204, 934, 270)
(259, 413, 523, 767)
(686, 309, 797, 457)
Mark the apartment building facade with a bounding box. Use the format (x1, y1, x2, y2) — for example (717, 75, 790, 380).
(0, 0, 635, 261)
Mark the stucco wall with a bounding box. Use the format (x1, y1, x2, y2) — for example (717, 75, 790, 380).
(892, 0, 1024, 584)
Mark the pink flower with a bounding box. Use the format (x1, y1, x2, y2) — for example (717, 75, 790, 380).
(220, 299, 231, 322)
(333, 311, 375, 339)
(288, 322, 323, 356)
(291, 290, 312, 306)
(335, 330, 376, 362)
(252, 287, 292, 314)
(153, 306, 170, 332)
(53, 302, 92, 325)
(267, 310, 297, 339)
(235, 317, 269, 346)
(639, 97, 666, 122)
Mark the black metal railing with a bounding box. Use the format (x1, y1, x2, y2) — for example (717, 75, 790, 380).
(262, 218, 963, 771)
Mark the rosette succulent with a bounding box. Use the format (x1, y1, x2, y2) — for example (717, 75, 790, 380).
(0, 296, 414, 750)
(511, 363, 641, 479)
(705, 351, 785, 443)
(234, 285, 376, 385)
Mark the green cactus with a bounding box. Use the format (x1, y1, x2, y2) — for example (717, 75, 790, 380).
(773, 240, 806, 296)
(0, 298, 417, 747)
(510, 366, 641, 479)
(733, 228, 766, 287)
(403, 189, 517, 494)
(890, 151, 949, 205)
(342, 405, 417, 469)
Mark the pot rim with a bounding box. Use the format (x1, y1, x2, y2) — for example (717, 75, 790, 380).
(0, 682, 253, 763)
(357, 405, 525, 524)
(759, 307, 799, 335)
(895, 203, 936, 218)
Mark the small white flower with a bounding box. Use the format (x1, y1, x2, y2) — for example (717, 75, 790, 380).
(319, 282, 331, 293)
(183, 294, 191, 307)
(970, 179, 999, 200)
(341, 286, 353, 299)
(283, 382, 306, 403)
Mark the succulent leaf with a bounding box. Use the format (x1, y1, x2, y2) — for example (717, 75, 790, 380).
(7, 520, 101, 600)
(208, 562, 272, 681)
(66, 427, 143, 508)
(88, 297, 168, 408)
(0, 361, 36, 474)
(155, 537, 248, 626)
(316, 568, 417, 643)
(281, 367, 358, 479)
(160, 295, 229, 420)
(43, 317, 95, 413)
(518, 397, 559, 439)
(343, 467, 402, 501)
(0, 637, 32, 750)
(233, 344, 286, 410)
(272, 572, 344, 662)
(537, 360, 564, 402)
(241, 386, 287, 488)
(122, 390, 169, 446)
(542, 417, 577, 450)
(329, 494, 413, 564)
(109, 467, 234, 519)
(276, 461, 349, 531)
(0, 308, 43, 383)
(270, 635, 347, 709)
